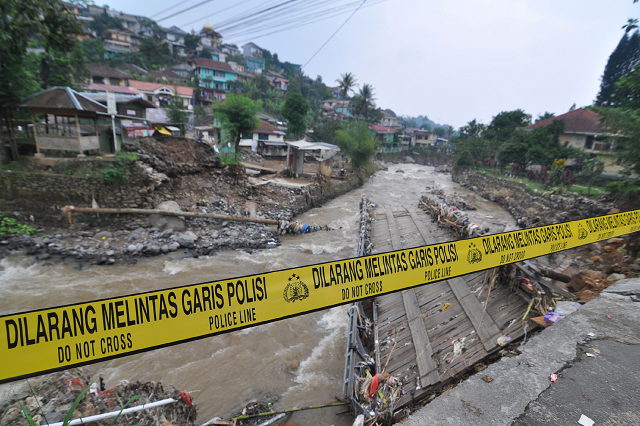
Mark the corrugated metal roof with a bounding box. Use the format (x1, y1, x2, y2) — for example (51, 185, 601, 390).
(285, 141, 340, 151)
(19, 87, 108, 113)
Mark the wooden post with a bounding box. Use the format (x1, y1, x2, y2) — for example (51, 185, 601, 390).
(31, 112, 41, 154)
(75, 113, 84, 157)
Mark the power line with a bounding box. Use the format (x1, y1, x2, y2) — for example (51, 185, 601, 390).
(180, 0, 256, 28)
(302, 0, 367, 69)
(150, 0, 196, 18)
(156, 0, 218, 22)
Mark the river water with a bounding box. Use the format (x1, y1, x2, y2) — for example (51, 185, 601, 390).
(0, 164, 515, 425)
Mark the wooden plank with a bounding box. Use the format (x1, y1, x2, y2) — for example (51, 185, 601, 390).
(402, 290, 440, 387)
(407, 207, 436, 246)
(383, 205, 402, 250)
(448, 276, 500, 351)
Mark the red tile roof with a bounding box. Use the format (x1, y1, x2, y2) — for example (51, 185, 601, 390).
(525, 108, 603, 134)
(189, 58, 234, 73)
(128, 80, 194, 97)
(255, 119, 281, 134)
(369, 124, 396, 134)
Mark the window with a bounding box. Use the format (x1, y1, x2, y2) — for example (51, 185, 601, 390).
(215, 71, 224, 77)
(585, 135, 594, 149)
(258, 133, 269, 140)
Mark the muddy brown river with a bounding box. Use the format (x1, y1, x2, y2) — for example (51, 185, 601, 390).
(0, 164, 515, 425)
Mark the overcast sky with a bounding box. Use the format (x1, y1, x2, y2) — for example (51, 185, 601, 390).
(102, 0, 638, 128)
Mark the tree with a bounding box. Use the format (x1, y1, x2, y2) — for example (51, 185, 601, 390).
(353, 83, 376, 122)
(0, 0, 82, 162)
(167, 91, 188, 136)
(419, 123, 432, 131)
(336, 72, 357, 99)
(433, 126, 446, 137)
(569, 103, 577, 111)
(138, 38, 172, 69)
(578, 156, 605, 195)
(80, 38, 107, 63)
(215, 94, 260, 153)
(458, 119, 485, 139)
(334, 122, 376, 169)
(184, 33, 200, 53)
(282, 93, 309, 139)
(623, 18, 639, 34)
(384, 109, 396, 117)
(89, 11, 123, 37)
(596, 31, 640, 106)
(484, 109, 532, 154)
(536, 112, 555, 123)
(313, 120, 343, 145)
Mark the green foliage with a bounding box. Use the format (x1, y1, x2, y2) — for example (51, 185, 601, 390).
(596, 31, 640, 106)
(282, 92, 309, 138)
(578, 156, 605, 195)
(497, 120, 571, 168)
(100, 153, 138, 185)
(80, 38, 107, 63)
(219, 153, 242, 165)
(0, 215, 41, 236)
(485, 109, 532, 144)
(313, 120, 343, 145)
(536, 112, 555, 123)
(595, 106, 640, 175)
(215, 94, 261, 152)
(89, 11, 123, 37)
(334, 122, 376, 169)
(433, 126, 446, 137)
(137, 38, 172, 69)
(419, 123, 432, 131)
(336, 72, 357, 99)
(167, 92, 188, 129)
(458, 119, 485, 139)
(606, 179, 640, 201)
(184, 33, 200, 52)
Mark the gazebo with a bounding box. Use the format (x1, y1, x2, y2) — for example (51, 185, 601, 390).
(19, 87, 108, 157)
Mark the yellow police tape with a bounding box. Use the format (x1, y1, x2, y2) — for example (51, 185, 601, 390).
(1, 210, 639, 383)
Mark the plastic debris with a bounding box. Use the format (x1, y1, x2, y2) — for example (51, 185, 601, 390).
(578, 414, 595, 426)
(482, 376, 493, 383)
(497, 336, 512, 346)
(550, 373, 558, 382)
(543, 312, 563, 324)
(586, 353, 596, 357)
(607, 315, 611, 319)
(587, 332, 596, 337)
(439, 303, 451, 312)
(554, 301, 582, 316)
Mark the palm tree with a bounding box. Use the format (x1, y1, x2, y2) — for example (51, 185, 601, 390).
(336, 72, 357, 99)
(622, 18, 638, 34)
(354, 83, 376, 121)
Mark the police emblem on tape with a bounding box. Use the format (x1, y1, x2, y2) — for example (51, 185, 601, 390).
(577, 224, 588, 240)
(283, 273, 309, 302)
(467, 242, 482, 264)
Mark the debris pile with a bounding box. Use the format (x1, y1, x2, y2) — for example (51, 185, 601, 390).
(425, 188, 476, 211)
(419, 196, 485, 238)
(0, 369, 196, 426)
(276, 220, 333, 235)
(352, 370, 408, 425)
(358, 197, 376, 256)
(239, 151, 265, 164)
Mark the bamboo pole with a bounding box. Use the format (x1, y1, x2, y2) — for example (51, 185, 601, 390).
(63, 206, 279, 225)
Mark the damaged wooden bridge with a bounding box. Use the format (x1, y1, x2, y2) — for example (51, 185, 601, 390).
(346, 203, 533, 412)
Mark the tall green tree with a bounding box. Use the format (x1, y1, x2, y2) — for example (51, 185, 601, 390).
(336, 72, 357, 99)
(353, 83, 376, 122)
(0, 0, 82, 162)
(334, 121, 376, 169)
(215, 94, 260, 153)
(458, 119, 486, 139)
(623, 18, 639, 34)
(80, 38, 107, 63)
(596, 30, 640, 106)
(485, 109, 531, 145)
(282, 92, 309, 139)
(536, 112, 555, 123)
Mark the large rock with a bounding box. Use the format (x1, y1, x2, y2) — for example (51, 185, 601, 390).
(94, 231, 113, 240)
(404, 156, 416, 163)
(174, 232, 195, 248)
(149, 201, 186, 233)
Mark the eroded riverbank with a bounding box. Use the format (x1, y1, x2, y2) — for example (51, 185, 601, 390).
(0, 163, 516, 425)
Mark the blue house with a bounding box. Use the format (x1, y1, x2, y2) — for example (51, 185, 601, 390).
(189, 58, 236, 103)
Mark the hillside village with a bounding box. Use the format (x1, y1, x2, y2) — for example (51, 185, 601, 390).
(1, 1, 462, 163)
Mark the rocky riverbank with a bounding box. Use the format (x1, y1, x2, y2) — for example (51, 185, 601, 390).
(452, 168, 614, 228)
(0, 137, 378, 265)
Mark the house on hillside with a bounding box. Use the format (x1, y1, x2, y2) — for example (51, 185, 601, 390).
(221, 44, 241, 57)
(413, 130, 437, 147)
(199, 24, 222, 50)
(188, 58, 236, 102)
(162, 26, 187, 56)
(86, 63, 130, 86)
(102, 28, 138, 53)
(369, 124, 400, 153)
(322, 99, 353, 119)
(524, 108, 621, 173)
(242, 42, 266, 73)
(169, 63, 194, 78)
(264, 70, 289, 91)
(381, 111, 401, 129)
(128, 80, 194, 114)
(239, 120, 286, 157)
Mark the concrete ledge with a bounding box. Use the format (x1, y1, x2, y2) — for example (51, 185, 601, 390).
(397, 292, 640, 425)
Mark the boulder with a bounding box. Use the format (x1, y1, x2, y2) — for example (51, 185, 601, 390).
(127, 244, 137, 253)
(175, 233, 195, 248)
(169, 242, 180, 251)
(149, 201, 185, 233)
(94, 231, 113, 240)
(147, 245, 161, 255)
(404, 156, 416, 164)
